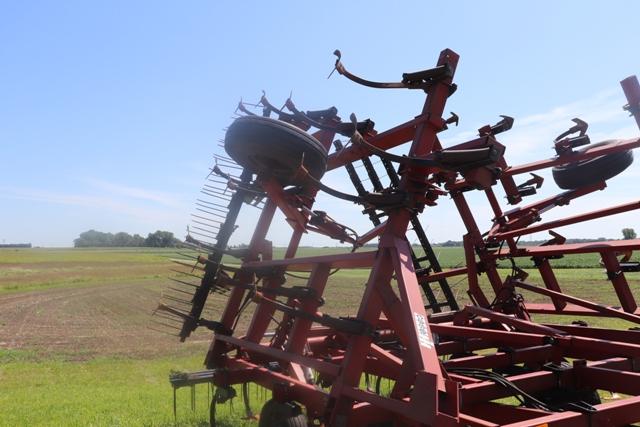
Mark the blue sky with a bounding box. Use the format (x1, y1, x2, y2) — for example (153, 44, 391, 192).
(1, 1, 639, 247)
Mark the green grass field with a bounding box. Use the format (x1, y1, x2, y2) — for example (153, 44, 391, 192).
(0, 247, 638, 426)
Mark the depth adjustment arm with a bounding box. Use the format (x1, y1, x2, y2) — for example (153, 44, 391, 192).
(284, 97, 376, 137)
(346, 113, 503, 170)
(330, 49, 455, 92)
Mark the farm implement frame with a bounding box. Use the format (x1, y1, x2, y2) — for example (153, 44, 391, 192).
(159, 48, 640, 426)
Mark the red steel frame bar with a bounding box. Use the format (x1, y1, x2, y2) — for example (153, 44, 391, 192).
(491, 199, 640, 241)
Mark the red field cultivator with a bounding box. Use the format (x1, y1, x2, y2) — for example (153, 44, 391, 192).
(159, 49, 640, 426)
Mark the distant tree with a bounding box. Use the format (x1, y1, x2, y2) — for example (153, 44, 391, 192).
(144, 230, 180, 248)
(112, 232, 133, 247)
(74, 230, 179, 247)
(74, 230, 115, 247)
(131, 234, 146, 247)
(622, 228, 637, 240)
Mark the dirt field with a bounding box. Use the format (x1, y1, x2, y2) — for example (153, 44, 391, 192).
(0, 248, 365, 361)
(0, 280, 217, 359)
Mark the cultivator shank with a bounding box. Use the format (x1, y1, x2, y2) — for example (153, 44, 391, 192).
(161, 49, 640, 426)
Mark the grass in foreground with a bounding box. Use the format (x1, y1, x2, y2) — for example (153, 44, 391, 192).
(0, 349, 259, 427)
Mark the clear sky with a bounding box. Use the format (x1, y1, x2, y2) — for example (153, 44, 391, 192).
(1, 1, 639, 247)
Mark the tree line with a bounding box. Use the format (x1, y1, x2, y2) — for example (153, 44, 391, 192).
(73, 229, 181, 248)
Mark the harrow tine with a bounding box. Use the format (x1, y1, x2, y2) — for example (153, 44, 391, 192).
(214, 161, 242, 170)
(168, 286, 196, 296)
(194, 197, 229, 209)
(191, 219, 224, 232)
(180, 240, 215, 253)
(150, 320, 183, 331)
(194, 205, 227, 219)
(202, 177, 230, 187)
(204, 180, 228, 190)
(213, 157, 240, 168)
(147, 326, 180, 337)
(206, 178, 230, 188)
(170, 259, 205, 272)
(203, 183, 235, 195)
(213, 154, 236, 163)
(189, 225, 220, 239)
(154, 312, 183, 323)
(181, 238, 218, 252)
(195, 206, 227, 220)
(162, 293, 196, 305)
(169, 277, 201, 289)
(173, 251, 202, 260)
(191, 215, 223, 225)
(191, 221, 220, 230)
(161, 294, 192, 306)
(203, 186, 229, 197)
(190, 222, 220, 235)
(155, 302, 192, 318)
(188, 230, 221, 244)
(201, 186, 233, 198)
(170, 269, 204, 281)
(201, 189, 232, 202)
(209, 166, 240, 178)
(196, 200, 229, 214)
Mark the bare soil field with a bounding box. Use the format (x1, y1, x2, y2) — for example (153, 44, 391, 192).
(0, 279, 215, 359)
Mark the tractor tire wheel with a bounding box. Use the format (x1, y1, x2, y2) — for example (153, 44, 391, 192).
(258, 399, 307, 427)
(225, 115, 327, 186)
(552, 140, 634, 190)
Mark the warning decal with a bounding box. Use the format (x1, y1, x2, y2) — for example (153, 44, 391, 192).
(414, 312, 434, 349)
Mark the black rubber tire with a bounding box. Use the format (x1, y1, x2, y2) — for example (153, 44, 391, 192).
(552, 140, 634, 190)
(225, 116, 327, 186)
(258, 399, 307, 427)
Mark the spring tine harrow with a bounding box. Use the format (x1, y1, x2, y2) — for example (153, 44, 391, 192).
(160, 49, 640, 427)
